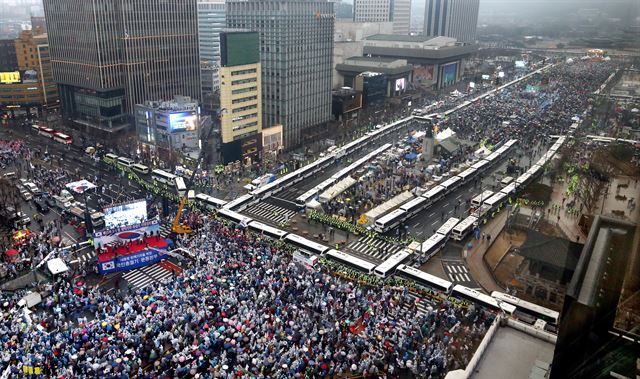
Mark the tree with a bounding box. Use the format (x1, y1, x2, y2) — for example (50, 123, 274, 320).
(0, 178, 20, 217)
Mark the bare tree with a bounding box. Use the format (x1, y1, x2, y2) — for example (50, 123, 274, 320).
(0, 178, 21, 217)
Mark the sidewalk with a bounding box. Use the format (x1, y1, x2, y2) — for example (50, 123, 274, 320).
(463, 211, 509, 293)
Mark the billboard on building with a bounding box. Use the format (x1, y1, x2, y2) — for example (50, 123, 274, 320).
(169, 112, 198, 132)
(0, 71, 21, 84)
(395, 78, 406, 92)
(413, 65, 434, 82)
(443, 62, 458, 84)
(103, 199, 148, 230)
(23, 70, 38, 83)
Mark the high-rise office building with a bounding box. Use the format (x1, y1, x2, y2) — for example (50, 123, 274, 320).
(43, 0, 200, 133)
(227, 0, 334, 149)
(197, 0, 226, 113)
(423, 0, 480, 43)
(391, 0, 411, 34)
(353, 0, 391, 23)
(353, 0, 410, 35)
(219, 31, 262, 164)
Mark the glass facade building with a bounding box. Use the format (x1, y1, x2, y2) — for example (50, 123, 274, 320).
(43, 0, 200, 133)
(423, 0, 480, 43)
(198, 0, 226, 113)
(226, 0, 334, 149)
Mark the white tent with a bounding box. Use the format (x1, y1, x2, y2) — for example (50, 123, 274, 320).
(18, 292, 42, 308)
(435, 128, 455, 142)
(365, 191, 414, 224)
(47, 258, 69, 275)
(319, 176, 357, 203)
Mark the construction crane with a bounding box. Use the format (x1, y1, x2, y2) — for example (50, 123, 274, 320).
(172, 110, 222, 234)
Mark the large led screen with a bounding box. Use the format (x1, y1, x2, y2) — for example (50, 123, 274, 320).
(104, 200, 148, 229)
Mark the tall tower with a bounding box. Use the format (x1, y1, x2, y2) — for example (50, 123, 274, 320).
(423, 0, 480, 43)
(353, 0, 411, 35)
(353, 0, 391, 23)
(43, 0, 200, 133)
(391, 0, 411, 35)
(227, 0, 334, 150)
(197, 0, 226, 113)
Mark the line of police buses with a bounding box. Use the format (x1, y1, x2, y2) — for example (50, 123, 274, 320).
(97, 63, 567, 331)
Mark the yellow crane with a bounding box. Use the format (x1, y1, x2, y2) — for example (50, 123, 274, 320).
(171, 110, 222, 234)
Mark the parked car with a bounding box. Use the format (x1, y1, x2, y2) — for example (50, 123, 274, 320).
(34, 198, 50, 214)
(14, 212, 31, 228)
(20, 190, 33, 201)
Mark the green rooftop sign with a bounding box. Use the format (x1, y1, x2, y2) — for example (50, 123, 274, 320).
(221, 32, 260, 67)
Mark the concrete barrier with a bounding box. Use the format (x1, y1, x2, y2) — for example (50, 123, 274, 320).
(506, 318, 557, 344)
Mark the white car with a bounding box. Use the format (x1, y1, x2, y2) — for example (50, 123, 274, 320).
(20, 191, 33, 201)
(60, 190, 74, 203)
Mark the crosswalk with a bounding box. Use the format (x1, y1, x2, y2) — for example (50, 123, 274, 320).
(346, 236, 404, 261)
(443, 261, 475, 285)
(122, 263, 175, 290)
(67, 245, 95, 266)
(244, 202, 297, 225)
(277, 187, 303, 202)
(158, 224, 172, 238)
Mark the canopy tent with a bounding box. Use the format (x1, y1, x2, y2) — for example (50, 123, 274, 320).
(404, 152, 418, 161)
(435, 128, 455, 142)
(365, 191, 414, 224)
(47, 258, 69, 275)
(319, 176, 357, 203)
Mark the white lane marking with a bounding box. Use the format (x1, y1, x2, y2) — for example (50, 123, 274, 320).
(62, 230, 77, 243)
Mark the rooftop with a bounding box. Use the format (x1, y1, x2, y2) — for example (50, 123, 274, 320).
(472, 327, 554, 379)
(517, 230, 583, 270)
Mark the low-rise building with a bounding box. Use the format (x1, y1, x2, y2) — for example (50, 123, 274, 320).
(0, 29, 58, 117)
(135, 96, 201, 163)
(362, 34, 477, 89)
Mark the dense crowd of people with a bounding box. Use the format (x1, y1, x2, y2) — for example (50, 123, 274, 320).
(0, 58, 620, 378)
(445, 60, 615, 147)
(1, 217, 495, 378)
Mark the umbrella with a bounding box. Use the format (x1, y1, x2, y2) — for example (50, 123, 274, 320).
(404, 152, 418, 161)
(4, 249, 18, 256)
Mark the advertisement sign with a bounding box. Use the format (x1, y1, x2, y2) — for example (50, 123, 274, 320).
(23, 70, 38, 83)
(98, 248, 167, 274)
(104, 200, 148, 229)
(169, 112, 198, 132)
(481, 74, 491, 80)
(413, 65, 434, 82)
(0, 72, 21, 84)
(65, 179, 96, 194)
(443, 63, 458, 84)
(395, 78, 406, 92)
(515, 60, 526, 68)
